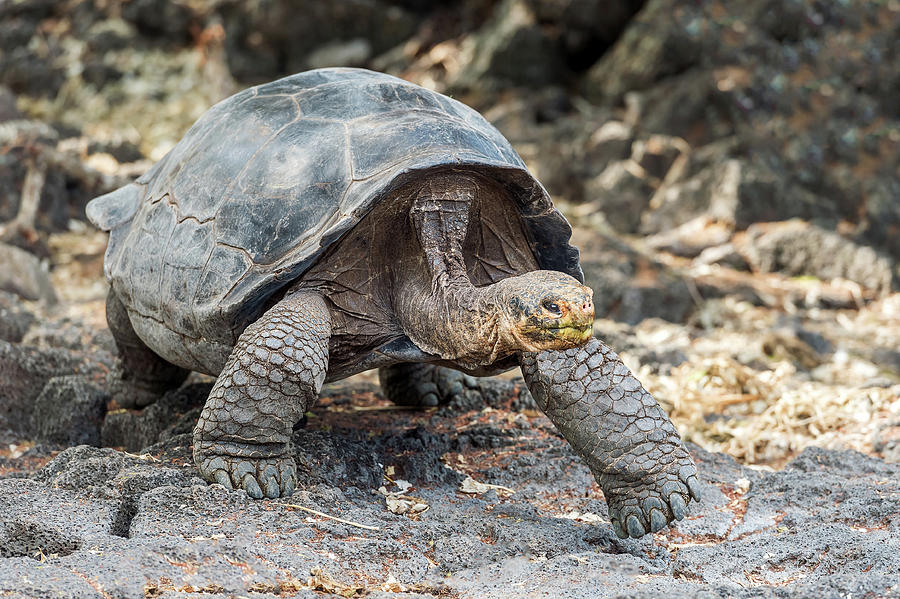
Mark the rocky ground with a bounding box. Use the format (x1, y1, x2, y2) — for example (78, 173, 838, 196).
(1, 0, 899, 597)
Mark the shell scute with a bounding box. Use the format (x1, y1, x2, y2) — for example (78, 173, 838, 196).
(160, 217, 214, 337)
(297, 79, 448, 122)
(153, 95, 300, 223)
(218, 118, 349, 265)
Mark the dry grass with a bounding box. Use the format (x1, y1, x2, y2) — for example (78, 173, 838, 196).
(635, 295, 900, 466)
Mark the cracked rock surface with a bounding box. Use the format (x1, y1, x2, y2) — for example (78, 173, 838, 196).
(1, 382, 898, 599)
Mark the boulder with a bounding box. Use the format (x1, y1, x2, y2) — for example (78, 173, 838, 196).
(739, 220, 897, 294)
(0, 291, 34, 342)
(0, 340, 105, 442)
(0, 242, 56, 303)
(101, 383, 210, 452)
(219, 0, 417, 82)
(31, 375, 108, 446)
(0, 86, 20, 123)
(0, 478, 118, 558)
(578, 234, 695, 324)
(450, 0, 566, 90)
(584, 160, 654, 233)
(582, 0, 707, 103)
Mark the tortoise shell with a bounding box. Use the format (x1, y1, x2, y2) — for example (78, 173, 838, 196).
(88, 68, 581, 371)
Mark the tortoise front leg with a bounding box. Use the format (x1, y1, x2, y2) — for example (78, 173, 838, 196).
(520, 338, 700, 539)
(193, 292, 331, 499)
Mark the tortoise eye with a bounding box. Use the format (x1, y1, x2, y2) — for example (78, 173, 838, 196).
(542, 300, 562, 315)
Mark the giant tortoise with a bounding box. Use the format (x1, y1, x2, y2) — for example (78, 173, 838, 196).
(86, 67, 699, 539)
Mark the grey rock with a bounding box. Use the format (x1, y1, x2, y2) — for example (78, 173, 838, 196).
(576, 0, 899, 266)
(860, 175, 900, 261)
(0, 242, 56, 303)
(633, 68, 735, 146)
(630, 134, 685, 181)
(580, 235, 695, 324)
(56, 534, 288, 599)
(35, 445, 202, 500)
(526, 0, 644, 70)
(34, 445, 204, 537)
(0, 478, 118, 558)
(583, 0, 707, 103)
(694, 243, 751, 271)
(644, 219, 734, 259)
(305, 38, 373, 70)
(0, 340, 102, 437)
(293, 430, 384, 490)
(0, 86, 20, 123)
(0, 48, 66, 98)
(0, 557, 103, 599)
(0, 290, 34, 342)
(83, 18, 136, 53)
(451, 0, 566, 90)
(585, 160, 654, 233)
(101, 383, 209, 452)
(22, 316, 115, 354)
(120, 0, 193, 42)
(640, 156, 820, 236)
(873, 421, 900, 463)
(31, 375, 107, 446)
(220, 0, 416, 81)
(502, 105, 624, 204)
(1, 407, 898, 598)
(740, 220, 896, 294)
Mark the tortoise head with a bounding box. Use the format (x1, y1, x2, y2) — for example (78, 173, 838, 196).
(496, 270, 594, 352)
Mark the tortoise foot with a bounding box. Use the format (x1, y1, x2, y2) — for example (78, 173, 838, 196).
(603, 454, 700, 539)
(379, 363, 479, 407)
(196, 445, 297, 499)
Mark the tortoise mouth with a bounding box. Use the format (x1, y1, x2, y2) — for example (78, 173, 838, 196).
(519, 322, 593, 349)
(554, 324, 593, 342)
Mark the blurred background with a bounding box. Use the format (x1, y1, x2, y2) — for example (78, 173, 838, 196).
(1, 0, 899, 466)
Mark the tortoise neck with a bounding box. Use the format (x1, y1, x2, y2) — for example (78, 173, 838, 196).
(396, 277, 519, 370)
(394, 172, 520, 367)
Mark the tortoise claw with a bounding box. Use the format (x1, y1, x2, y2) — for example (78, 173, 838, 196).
(669, 493, 687, 521)
(601, 446, 699, 538)
(687, 475, 702, 501)
(649, 508, 668, 533)
(626, 515, 646, 539)
(213, 470, 233, 489)
(243, 473, 263, 499)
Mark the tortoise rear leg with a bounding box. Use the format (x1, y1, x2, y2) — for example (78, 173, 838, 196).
(379, 363, 479, 407)
(193, 292, 331, 499)
(106, 290, 189, 409)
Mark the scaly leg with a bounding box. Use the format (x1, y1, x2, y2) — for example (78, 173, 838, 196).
(520, 338, 700, 539)
(379, 363, 478, 407)
(193, 292, 331, 499)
